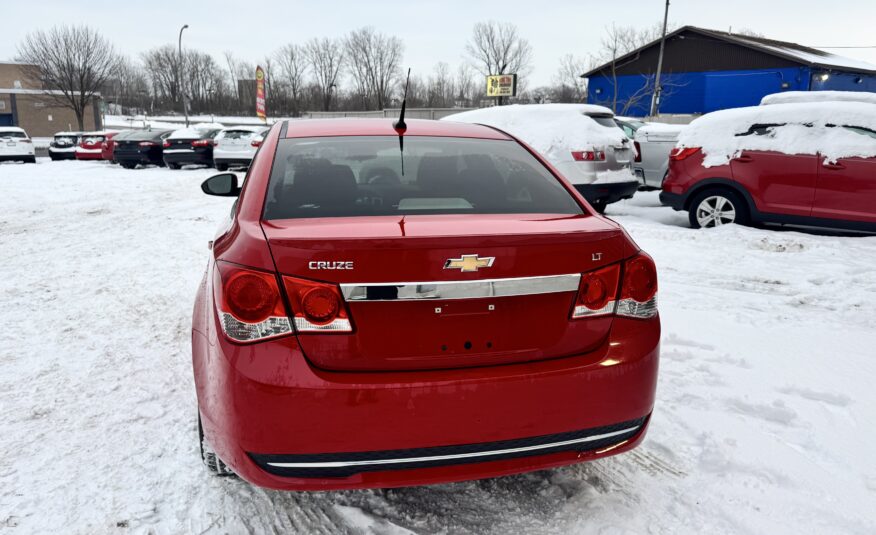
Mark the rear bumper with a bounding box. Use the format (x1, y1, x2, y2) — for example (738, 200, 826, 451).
(0, 153, 34, 161)
(163, 149, 212, 166)
(194, 313, 660, 490)
(659, 191, 686, 211)
(213, 156, 254, 167)
(574, 180, 639, 205)
(75, 149, 103, 160)
(48, 148, 76, 160)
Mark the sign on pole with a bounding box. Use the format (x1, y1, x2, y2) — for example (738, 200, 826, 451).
(255, 66, 266, 123)
(485, 74, 518, 98)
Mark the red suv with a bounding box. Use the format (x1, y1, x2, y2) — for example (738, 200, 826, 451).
(192, 118, 660, 490)
(660, 103, 876, 232)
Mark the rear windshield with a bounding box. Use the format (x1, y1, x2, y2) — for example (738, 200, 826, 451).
(54, 135, 78, 144)
(263, 136, 583, 220)
(588, 115, 618, 128)
(220, 130, 260, 140)
(0, 131, 27, 139)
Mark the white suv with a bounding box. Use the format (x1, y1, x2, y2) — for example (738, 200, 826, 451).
(212, 126, 268, 170)
(0, 127, 36, 163)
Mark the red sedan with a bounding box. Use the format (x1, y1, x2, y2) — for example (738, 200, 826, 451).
(75, 131, 114, 161)
(192, 118, 660, 490)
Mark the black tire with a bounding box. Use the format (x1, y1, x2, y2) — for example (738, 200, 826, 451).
(49, 154, 58, 161)
(198, 413, 234, 476)
(591, 200, 607, 214)
(120, 162, 137, 169)
(166, 162, 180, 169)
(25, 157, 36, 164)
(687, 188, 750, 229)
(214, 163, 228, 172)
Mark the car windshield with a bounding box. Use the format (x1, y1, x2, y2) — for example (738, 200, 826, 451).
(263, 136, 583, 220)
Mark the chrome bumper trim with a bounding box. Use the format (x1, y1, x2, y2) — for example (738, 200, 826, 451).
(340, 273, 581, 301)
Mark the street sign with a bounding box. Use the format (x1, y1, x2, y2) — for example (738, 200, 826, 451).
(486, 74, 518, 98)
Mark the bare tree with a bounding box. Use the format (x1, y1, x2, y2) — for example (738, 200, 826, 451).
(455, 64, 479, 107)
(344, 27, 403, 110)
(305, 37, 345, 111)
(465, 21, 532, 105)
(552, 54, 588, 103)
(275, 44, 308, 116)
(16, 25, 119, 129)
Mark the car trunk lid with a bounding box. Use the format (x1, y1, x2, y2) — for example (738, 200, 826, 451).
(263, 213, 625, 371)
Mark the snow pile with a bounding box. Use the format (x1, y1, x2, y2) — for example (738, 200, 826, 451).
(168, 123, 225, 139)
(443, 104, 629, 162)
(677, 102, 876, 167)
(761, 91, 876, 106)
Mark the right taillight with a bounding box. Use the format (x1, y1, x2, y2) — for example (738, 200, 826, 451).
(633, 141, 642, 163)
(571, 150, 606, 162)
(669, 147, 700, 161)
(282, 276, 352, 333)
(617, 252, 658, 319)
(213, 262, 292, 343)
(571, 252, 657, 320)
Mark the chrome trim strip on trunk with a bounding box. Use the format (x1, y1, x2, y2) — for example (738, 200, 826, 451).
(340, 273, 581, 301)
(265, 425, 640, 469)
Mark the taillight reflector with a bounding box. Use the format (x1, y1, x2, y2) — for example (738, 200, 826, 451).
(213, 262, 291, 343)
(571, 150, 606, 162)
(669, 147, 700, 161)
(282, 276, 352, 332)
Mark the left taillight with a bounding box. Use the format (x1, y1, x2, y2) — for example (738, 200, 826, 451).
(140, 141, 156, 148)
(571, 252, 658, 320)
(282, 276, 352, 333)
(571, 150, 606, 162)
(192, 139, 215, 147)
(251, 138, 263, 147)
(213, 262, 292, 343)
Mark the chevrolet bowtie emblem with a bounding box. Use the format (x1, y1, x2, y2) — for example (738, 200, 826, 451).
(444, 254, 495, 272)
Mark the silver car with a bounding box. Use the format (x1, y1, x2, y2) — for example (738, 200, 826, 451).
(632, 123, 686, 190)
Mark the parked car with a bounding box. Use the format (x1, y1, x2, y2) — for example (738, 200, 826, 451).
(212, 126, 269, 170)
(193, 118, 660, 489)
(614, 116, 647, 139)
(48, 132, 82, 161)
(444, 104, 639, 213)
(660, 101, 876, 231)
(101, 130, 129, 162)
(0, 127, 36, 163)
(632, 123, 686, 190)
(75, 131, 115, 161)
(113, 129, 173, 169)
(761, 90, 876, 106)
(162, 126, 222, 169)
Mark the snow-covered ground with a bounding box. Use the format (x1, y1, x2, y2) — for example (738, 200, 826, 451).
(1, 160, 875, 534)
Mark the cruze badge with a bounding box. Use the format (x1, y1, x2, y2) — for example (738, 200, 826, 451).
(309, 261, 354, 270)
(444, 254, 495, 273)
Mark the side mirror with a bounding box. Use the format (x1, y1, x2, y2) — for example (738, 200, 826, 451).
(201, 172, 240, 197)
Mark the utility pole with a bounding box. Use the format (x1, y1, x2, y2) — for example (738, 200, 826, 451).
(178, 24, 190, 127)
(649, 0, 670, 119)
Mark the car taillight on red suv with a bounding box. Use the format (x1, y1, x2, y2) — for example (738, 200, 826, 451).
(213, 262, 292, 343)
(571, 252, 657, 319)
(669, 147, 700, 161)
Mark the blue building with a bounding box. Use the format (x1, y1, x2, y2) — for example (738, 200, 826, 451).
(582, 26, 876, 117)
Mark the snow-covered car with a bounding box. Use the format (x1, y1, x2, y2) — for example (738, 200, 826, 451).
(48, 132, 82, 161)
(761, 90, 876, 106)
(632, 123, 686, 190)
(443, 104, 639, 213)
(661, 101, 876, 231)
(75, 131, 114, 161)
(212, 126, 269, 170)
(0, 127, 36, 163)
(113, 129, 174, 169)
(193, 118, 660, 489)
(162, 125, 223, 169)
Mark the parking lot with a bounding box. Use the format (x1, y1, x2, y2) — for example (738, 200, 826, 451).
(1, 159, 874, 534)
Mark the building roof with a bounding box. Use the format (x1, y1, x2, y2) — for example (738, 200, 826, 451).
(582, 26, 876, 78)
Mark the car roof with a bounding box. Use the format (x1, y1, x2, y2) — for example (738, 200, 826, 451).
(54, 131, 82, 136)
(283, 118, 512, 140)
(0, 127, 26, 133)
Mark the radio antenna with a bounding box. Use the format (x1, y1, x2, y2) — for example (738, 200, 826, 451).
(395, 68, 411, 175)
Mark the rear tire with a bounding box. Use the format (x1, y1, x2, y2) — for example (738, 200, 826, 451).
(198, 413, 234, 476)
(25, 157, 36, 164)
(688, 189, 749, 229)
(214, 163, 228, 171)
(166, 162, 180, 170)
(591, 201, 607, 214)
(120, 162, 136, 169)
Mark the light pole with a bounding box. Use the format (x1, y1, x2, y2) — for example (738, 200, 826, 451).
(649, 0, 670, 119)
(178, 24, 190, 127)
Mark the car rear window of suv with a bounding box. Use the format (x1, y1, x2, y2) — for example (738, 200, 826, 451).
(262, 136, 584, 219)
(0, 131, 27, 138)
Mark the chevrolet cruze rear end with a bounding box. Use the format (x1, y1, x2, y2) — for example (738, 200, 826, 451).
(192, 118, 660, 490)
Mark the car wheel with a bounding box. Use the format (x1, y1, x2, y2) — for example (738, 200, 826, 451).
(688, 189, 749, 229)
(25, 157, 36, 164)
(215, 163, 228, 171)
(198, 413, 234, 476)
(591, 201, 607, 214)
(167, 162, 181, 170)
(120, 162, 136, 169)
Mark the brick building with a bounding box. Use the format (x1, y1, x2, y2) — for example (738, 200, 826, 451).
(0, 61, 102, 136)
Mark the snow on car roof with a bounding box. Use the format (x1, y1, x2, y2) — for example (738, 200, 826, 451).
(219, 125, 268, 133)
(761, 90, 876, 106)
(678, 101, 876, 167)
(53, 132, 82, 136)
(167, 123, 224, 139)
(442, 104, 628, 161)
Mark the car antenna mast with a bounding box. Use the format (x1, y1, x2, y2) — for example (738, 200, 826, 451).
(394, 68, 411, 176)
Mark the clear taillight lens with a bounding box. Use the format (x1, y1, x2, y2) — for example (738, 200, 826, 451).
(571, 253, 657, 320)
(282, 276, 352, 332)
(213, 262, 292, 342)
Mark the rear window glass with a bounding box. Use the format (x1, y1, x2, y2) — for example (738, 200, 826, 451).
(589, 115, 617, 128)
(54, 135, 78, 144)
(221, 130, 259, 140)
(0, 131, 27, 139)
(263, 136, 583, 220)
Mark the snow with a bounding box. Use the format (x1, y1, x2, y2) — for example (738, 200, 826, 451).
(167, 124, 225, 139)
(1, 161, 876, 534)
(677, 101, 876, 166)
(106, 115, 275, 131)
(442, 104, 629, 162)
(761, 90, 876, 106)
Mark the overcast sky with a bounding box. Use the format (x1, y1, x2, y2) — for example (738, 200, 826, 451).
(3, 0, 876, 88)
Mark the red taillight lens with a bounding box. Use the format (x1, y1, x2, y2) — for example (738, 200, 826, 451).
(572, 264, 620, 318)
(618, 252, 658, 318)
(161, 140, 171, 148)
(633, 141, 642, 163)
(101, 141, 108, 149)
(571, 150, 606, 162)
(669, 147, 700, 161)
(283, 276, 352, 332)
(192, 139, 214, 147)
(140, 141, 156, 147)
(213, 262, 291, 342)
(251, 139, 262, 147)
